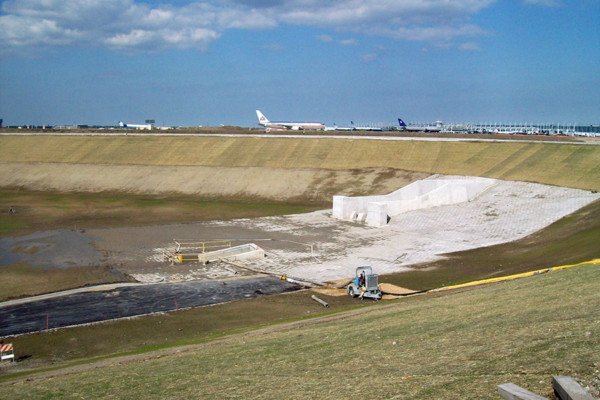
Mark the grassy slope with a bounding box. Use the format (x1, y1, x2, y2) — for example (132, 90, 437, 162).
(2, 136, 599, 190)
(2, 264, 599, 399)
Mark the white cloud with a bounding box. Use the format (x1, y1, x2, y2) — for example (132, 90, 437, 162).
(316, 34, 334, 43)
(359, 53, 378, 62)
(1, 0, 495, 53)
(523, 0, 562, 6)
(0, 0, 259, 52)
(266, 0, 497, 30)
(316, 35, 357, 46)
(339, 38, 357, 46)
(459, 42, 482, 51)
(371, 24, 486, 43)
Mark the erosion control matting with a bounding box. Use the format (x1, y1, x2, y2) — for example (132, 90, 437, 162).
(0, 276, 301, 337)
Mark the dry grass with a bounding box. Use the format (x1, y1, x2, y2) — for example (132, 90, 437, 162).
(1, 136, 599, 190)
(3, 264, 598, 399)
(0, 263, 133, 302)
(0, 189, 326, 238)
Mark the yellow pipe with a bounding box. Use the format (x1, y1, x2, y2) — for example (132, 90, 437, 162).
(433, 259, 600, 292)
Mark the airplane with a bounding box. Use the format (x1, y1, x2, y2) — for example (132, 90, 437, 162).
(398, 118, 442, 132)
(324, 123, 353, 131)
(350, 121, 383, 131)
(119, 121, 152, 130)
(256, 110, 325, 131)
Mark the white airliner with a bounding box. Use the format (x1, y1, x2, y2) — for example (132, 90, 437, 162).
(398, 118, 442, 132)
(119, 121, 152, 130)
(324, 123, 353, 131)
(350, 121, 383, 131)
(256, 110, 325, 131)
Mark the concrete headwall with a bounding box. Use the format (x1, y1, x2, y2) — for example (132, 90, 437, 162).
(203, 243, 265, 263)
(334, 176, 497, 227)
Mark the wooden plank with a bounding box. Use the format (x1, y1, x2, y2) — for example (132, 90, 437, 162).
(498, 383, 549, 400)
(552, 376, 595, 400)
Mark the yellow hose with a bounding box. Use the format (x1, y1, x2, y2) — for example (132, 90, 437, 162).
(433, 259, 600, 292)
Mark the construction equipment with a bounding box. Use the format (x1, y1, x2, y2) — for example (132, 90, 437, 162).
(346, 266, 382, 300)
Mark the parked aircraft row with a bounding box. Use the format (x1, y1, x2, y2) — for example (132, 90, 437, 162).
(255, 111, 600, 136)
(256, 110, 411, 132)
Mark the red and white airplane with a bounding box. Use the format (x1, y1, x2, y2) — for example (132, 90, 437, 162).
(256, 110, 325, 131)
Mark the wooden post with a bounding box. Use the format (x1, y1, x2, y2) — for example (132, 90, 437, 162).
(497, 383, 549, 400)
(552, 376, 595, 400)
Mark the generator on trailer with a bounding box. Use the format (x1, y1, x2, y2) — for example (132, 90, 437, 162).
(347, 266, 382, 300)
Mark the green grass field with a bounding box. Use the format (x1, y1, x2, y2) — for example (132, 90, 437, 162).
(2, 263, 598, 399)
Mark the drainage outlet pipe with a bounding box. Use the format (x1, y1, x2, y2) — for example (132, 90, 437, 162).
(311, 295, 329, 307)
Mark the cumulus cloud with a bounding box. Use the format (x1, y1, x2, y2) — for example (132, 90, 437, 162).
(370, 24, 486, 43)
(0, 0, 269, 52)
(0, 0, 495, 53)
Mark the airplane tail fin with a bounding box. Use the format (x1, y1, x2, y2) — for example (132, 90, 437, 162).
(256, 110, 269, 125)
(398, 118, 407, 127)
(119, 121, 125, 127)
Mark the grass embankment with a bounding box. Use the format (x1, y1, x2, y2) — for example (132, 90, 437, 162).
(0, 264, 133, 303)
(2, 263, 599, 399)
(1, 136, 599, 190)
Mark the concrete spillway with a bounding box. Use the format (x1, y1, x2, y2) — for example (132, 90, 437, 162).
(199, 243, 265, 264)
(333, 176, 497, 227)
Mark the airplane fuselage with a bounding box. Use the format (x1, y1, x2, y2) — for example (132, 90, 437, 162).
(256, 110, 325, 131)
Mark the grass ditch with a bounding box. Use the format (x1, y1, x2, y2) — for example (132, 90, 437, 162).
(2, 262, 598, 399)
(0, 189, 327, 237)
(0, 196, 598, 372)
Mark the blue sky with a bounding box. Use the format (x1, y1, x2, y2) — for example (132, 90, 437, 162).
(1, 0, 598, 127)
